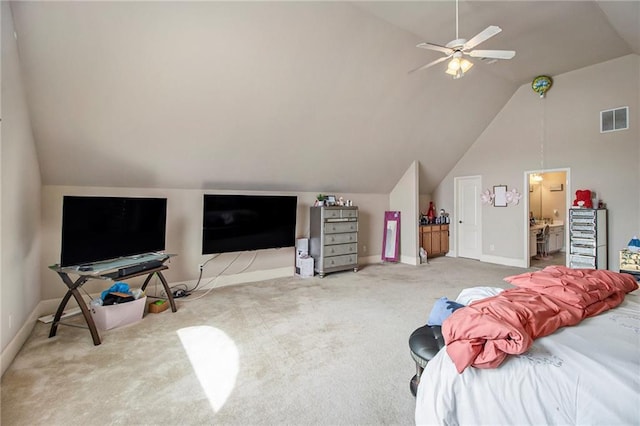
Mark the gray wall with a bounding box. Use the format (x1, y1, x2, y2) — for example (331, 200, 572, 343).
(39, 186, 390, 300)
(435, 54, 640, 268)
(1, 3, 42, 356)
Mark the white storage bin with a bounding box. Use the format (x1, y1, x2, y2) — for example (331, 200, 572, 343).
(296, 257, 314, 278)
(90, 296, 146, 331)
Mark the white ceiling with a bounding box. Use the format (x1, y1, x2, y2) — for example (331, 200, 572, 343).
(8, 1, 640, 194)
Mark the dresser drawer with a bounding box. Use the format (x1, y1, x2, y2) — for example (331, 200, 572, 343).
(570, 209, 596, 218)
(324, 209, 358, 220)
(324, 232, 357, 245)
(570, 254, 596, 268)
(570, 238, 596, 248)
(570, 224, 596, 233)
(570, 230, 595, 238)
(323, 243, 357, 257)
(570, 245, 596, 256)
(324, 221, 358, 234)
(323, 254, 357, 269)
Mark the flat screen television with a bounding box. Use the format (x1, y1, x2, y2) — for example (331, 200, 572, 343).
(202, 194, 297, 254)
(60, 196, 167, 267)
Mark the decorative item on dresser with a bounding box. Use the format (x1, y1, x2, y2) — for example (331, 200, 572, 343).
(309, 206, 359, 278)
(568, 208, 607, 269)
(420, 224, 449, 259)
(619, 248, 640, 279)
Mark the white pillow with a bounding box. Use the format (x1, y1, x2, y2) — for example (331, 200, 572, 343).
(455, 286, 504, 306)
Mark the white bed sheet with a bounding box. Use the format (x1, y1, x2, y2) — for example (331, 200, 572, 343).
(416, 290, 640, 425)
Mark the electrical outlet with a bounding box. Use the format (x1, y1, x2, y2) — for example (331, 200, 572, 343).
(363, 245, 367, 253)
(490, 244, 495, 252)
(8, 314, 13, 330)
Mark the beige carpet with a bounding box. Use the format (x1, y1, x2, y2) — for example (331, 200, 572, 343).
(1, 257, 529, 425)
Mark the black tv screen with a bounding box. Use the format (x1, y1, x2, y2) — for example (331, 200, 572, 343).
(202, 194, 297, 254)
(60, 196, 167, 267)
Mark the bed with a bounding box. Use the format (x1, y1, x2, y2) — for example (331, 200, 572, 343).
(415, 267, 640, 425)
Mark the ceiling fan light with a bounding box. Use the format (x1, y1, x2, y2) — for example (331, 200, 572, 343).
(447, 57, 461, 72)
(446, 58, 472, 78)
(460, 59, 473, 73)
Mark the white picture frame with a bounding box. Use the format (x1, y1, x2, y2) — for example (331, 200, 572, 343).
(493, 185, 507, 207)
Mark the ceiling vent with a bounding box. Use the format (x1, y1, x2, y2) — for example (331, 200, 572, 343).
(600, 106, 628, 133)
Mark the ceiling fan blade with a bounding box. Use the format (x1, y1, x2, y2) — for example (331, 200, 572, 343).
(463, 25, 502, 50)
(468, 49, 516, 60)
(416, 42, 453, 56)
(408, 55, 450, 74)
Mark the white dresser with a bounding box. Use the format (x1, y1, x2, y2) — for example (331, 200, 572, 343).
(568, 208, 607, 269)
(309, 206, 358, 277)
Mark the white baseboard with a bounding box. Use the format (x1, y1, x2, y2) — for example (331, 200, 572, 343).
(400, 255, 420, 266)
(199, 266, 294, 289)
(358, 254, 383, 265)
(38, 308, 82, 324)
(1, 301, 51, 377)
(480, 254, 527, 268)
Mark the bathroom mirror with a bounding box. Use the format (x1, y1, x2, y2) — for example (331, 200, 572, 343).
(382, 211, 400, 262)
(530, 182, 542, 219)
(528, 171, 567, 222)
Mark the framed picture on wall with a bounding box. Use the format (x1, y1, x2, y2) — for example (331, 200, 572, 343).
(493, 185, 507, 207)
(550, 183, 563, 192)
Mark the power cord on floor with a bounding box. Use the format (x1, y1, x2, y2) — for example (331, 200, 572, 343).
(142, 251, 258, 301)
(179, 251, 258, 302)
(156, 255, 221, 298)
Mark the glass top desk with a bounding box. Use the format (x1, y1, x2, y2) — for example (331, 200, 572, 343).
(48, 253, 177, 345)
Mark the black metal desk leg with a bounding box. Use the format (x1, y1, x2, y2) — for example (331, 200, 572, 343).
(49, 289, 74, 339)
(71, 287, 101, 345)
(51, 273, 101, 345)
(156, 272, 177, 312)
(140, 271, 177, 312)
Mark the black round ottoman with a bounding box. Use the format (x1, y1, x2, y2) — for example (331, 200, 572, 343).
(409, 324, 445, 396)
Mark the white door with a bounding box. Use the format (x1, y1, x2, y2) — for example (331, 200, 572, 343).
(455, 176, 481, 260)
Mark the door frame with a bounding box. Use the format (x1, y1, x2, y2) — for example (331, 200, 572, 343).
(523, 167, 571, 267)
(454, 175, 482, 260)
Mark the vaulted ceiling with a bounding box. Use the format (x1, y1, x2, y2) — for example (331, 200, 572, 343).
(9, 1, 639, 195)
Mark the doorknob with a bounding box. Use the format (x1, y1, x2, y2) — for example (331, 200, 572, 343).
(459, 220, 463, 223)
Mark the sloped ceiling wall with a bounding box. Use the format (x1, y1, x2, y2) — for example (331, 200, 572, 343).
(9, 1, 638, 195)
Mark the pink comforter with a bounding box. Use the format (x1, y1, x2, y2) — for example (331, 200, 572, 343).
(443, 266, 638, 373)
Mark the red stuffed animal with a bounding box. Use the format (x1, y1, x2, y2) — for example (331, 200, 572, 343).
(573, 189, 593, 208)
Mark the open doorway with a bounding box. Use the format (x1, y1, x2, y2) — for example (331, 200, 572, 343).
(524, 168, 571, 268)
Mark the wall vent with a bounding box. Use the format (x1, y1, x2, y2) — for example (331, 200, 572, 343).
(600, 106, 628, 133)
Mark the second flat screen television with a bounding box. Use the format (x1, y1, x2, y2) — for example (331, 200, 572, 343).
(202, 194, 297, 254)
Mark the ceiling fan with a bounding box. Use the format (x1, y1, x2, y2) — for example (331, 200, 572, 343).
(410, 0, 515, 78)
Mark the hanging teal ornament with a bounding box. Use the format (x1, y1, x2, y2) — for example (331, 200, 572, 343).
(532, 75, 553, 98)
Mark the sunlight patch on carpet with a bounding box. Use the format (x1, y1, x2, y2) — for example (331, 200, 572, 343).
(177, 326, 239, 412)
